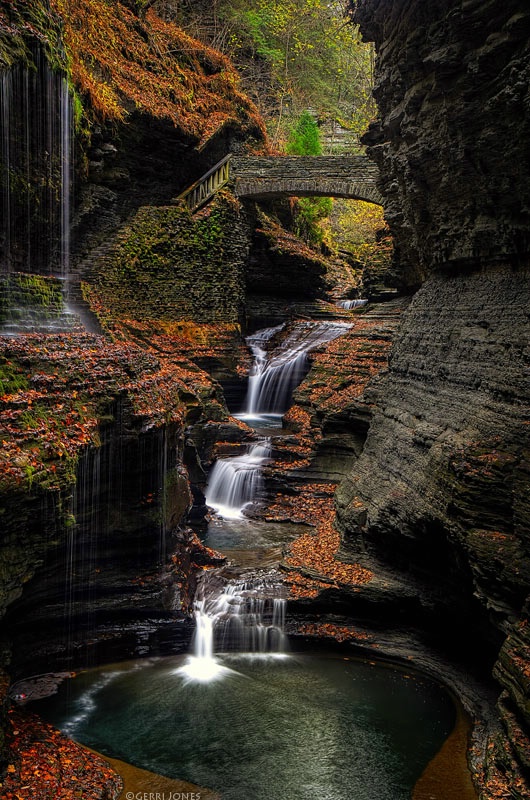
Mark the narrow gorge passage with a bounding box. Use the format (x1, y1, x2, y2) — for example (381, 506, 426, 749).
(200, 318, 354, 669)
(2, 1, 529, 798)
(29, 310, 461, 800)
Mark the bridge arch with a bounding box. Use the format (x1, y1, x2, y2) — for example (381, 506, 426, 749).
(232, 155, 383, 206)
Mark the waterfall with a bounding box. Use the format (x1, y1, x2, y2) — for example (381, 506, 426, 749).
(1, 70, 12, 272)
(178, 569, 287, 683)
(243, 321, 352, 416)
(205, 439, 271, 519)
(65, 446, 102, 664)
(205, 322, 351, 518)
(59, 77, 72, 280)
(338, 298, 368, 309)
(185, 320, 351, 683)
(0, 48, 74, 333)
(0, 48, 73, 277)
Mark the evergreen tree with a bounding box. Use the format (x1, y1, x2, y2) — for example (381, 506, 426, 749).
(286, 110, 322, 155)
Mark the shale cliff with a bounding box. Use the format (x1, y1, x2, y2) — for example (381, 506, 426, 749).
(334, 1, 530, 796)
(358, 0, 530, 288)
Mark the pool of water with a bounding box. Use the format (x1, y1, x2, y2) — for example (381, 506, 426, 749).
(234, 412, 284, 430)
(202, 515, 305, 553)
(33, 653, 455, 800)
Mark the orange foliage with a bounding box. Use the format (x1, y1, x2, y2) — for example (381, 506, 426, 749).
(297, 321, 393, 414)
(269, 405, 315, 473)
(298, 622, 373, 643)
(286, 510, 372, 588)
(1, 709, 121, 799)
(287, 572, 329, 599)
(50, 0, 266, 145)
(267, 482, 336, 525)
(0, 331, 220, 491)
(266, 484, 372, 594)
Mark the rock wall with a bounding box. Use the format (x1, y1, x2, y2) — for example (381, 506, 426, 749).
(356, 0, 530, 288)
(336, 264, 530, 623)
(338, 1, 530, 795)
(85, 192, 250, 325)
(3, 417, 225, 678)
(0, 331, 228, 682)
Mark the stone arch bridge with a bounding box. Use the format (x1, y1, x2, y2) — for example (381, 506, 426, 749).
(232, 155, 383, 205)
(178, 154, 383, 212)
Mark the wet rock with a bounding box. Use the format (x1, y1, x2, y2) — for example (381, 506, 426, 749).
(355, 0, 530, 287)
(344, 2, 530, 791)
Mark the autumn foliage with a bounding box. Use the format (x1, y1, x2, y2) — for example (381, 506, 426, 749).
(298, 622, 373, 644)
(0, 331, 221, 492)
(0, 709, 121, 800)
(262, 482, 372, 598)
(293, 317, 395, 414)
(49, 0, 266, 145)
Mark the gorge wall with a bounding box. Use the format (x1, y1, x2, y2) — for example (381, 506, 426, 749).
(335, 0, 530, 795)
(358, 0, 530, 289)
(0, 0, 336, 686)
(0, 0, 268, 738)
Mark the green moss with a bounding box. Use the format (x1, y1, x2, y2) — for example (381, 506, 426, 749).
(91, 192, 248, 325)
(0, 362, 29, 395)
(0, 274, 64, 325)
(0, 2, 66, 71)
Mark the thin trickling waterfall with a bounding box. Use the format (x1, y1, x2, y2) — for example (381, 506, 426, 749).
(0, 47, 73, 280)
(66, 446, 102, 664)
(59, 78, 73, 280)
(243, 321, 352, 416)
(1, 71, 12, 272)
(178, 568, 287, 682)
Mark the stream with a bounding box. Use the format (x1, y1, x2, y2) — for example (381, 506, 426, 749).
(31, 319, 459, 800)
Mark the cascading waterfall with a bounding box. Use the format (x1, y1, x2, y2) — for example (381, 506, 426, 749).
(242, 320, 352, 417)
(178, 568, 287, 682)
(190, 319, 351, 682)
(338, 298, 368, 310)
(205, 322, 351, 521)
(205, 439, 271, 519)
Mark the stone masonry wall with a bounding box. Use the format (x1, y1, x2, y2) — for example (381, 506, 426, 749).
(232, 155, 383, 204)
(86, 192, 250, 326)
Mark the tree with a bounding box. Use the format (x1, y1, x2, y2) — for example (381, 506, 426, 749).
(284, 110, 330, 245)
(175, 0, 376, 151)
(286, 110, 322, 155)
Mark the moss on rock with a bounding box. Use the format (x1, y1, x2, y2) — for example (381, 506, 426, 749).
(86, 192, 249, 325)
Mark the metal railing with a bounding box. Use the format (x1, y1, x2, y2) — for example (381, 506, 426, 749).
(177, 154, 232, 213)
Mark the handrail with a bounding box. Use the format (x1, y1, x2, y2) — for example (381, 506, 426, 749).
(177, 154, 232, 213)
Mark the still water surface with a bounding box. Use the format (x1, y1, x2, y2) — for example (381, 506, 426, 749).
(34, 653, 455, 800)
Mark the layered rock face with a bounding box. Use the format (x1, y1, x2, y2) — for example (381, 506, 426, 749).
(337, 265, 529, 625)
(0, 332, 228, 678)
(337, 0, 530, 794)
(357, 0, 530, 288)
